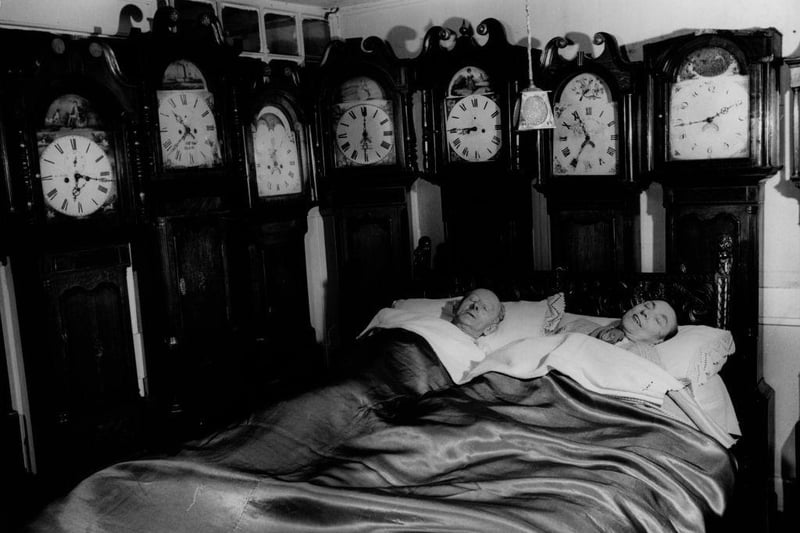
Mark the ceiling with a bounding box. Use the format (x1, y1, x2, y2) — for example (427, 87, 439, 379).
(286, 0, 379, 8)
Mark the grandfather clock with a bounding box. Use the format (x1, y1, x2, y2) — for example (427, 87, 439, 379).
(128, 6, 247, 433)
(0, 27, 145, 490)
(311, 36, 418, 345)
(534, 32, 646, 272)
(414, 18, 534, 280)
(644, 27, 782, 532)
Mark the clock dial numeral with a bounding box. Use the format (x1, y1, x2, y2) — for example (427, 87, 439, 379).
(38, 133, 117, 217)
(553, 99, 619, 176)
(445, 94, 503, 163)
(334, 102, 395, 166)
(157, 89, 222, 169)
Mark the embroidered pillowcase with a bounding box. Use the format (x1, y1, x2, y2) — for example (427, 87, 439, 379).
(657, 324, 735, 387)
(556, 314, 735, 387)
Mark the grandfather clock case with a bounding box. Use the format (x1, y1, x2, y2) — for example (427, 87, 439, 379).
(0, 28, 145, 492)
(644, 28, 782, 532)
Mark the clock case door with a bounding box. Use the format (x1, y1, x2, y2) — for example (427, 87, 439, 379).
(238, 58, 314, 212)
(129, 7, 242, 208)
(1, 30, 141, 240)
(415, 18, 532, 180)
(311, 36, 418, 194)
(644, 28, 782, 183)
(534, 33, 645, 273)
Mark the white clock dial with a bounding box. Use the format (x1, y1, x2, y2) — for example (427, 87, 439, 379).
(445, 94, 502, 162)
(668, 75, 750, 160)
(335, 103, 394, 165)
(39, 134, 116, 217)
(252, 106, 302, 197)
(157, 90, 222, 169)
(553, 102, 619, 175)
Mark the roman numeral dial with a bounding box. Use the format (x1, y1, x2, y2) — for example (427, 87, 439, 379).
(157, 90, 222, 169)
(445, 94, 503, 163)
(38, 134, 117, 217)
(552, 102, 619, 176)
(334, 103, 395, 166)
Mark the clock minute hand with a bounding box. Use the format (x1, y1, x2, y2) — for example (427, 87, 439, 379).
(676, 102, 743, 128)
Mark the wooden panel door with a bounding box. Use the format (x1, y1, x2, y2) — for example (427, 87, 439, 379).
(19, 245, 142, 489)
(152, 214, 238, 430)
(237, 217, 320, 399)
(333, 198, 411, 344)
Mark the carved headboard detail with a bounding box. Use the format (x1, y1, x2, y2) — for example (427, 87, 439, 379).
(411, 235, 732, 329)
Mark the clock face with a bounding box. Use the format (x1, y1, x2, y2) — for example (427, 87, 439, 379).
(252, 105, 302, 197)
(553, 73, 619, 175)
(157, 89, 222, 169)
(334, 102, 395, 166)
(668, 46, 750, 161)
(445, 94, 503, 162)
(38, 133, 117, 218)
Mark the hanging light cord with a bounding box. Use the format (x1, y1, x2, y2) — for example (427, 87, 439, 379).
(525, 0, 533, 85)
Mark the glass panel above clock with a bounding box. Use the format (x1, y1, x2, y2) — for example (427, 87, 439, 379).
(264, 13, 298, 56)
(221, 5, 260, 53)
(174, 0, 217, 33)
(302, 17, 331, 63)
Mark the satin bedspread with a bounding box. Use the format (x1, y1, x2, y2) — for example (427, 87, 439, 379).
(26, 329, 735, 532)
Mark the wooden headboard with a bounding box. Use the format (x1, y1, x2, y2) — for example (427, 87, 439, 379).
(410, 235, 731, 330)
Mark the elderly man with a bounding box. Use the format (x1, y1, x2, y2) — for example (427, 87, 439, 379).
(450, 288, 505, 339)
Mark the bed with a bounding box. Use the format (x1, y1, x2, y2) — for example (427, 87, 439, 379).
(24, 240, 745, 532)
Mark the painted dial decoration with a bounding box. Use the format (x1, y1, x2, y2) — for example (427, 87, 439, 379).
(668, 46, 750, 161)
(445, 94, 503, 162)
(39, 134, 116, 217)
(553, 73, 619, 175)
(334, 102, 395, 165)
(252, 105, 302, 197)
(156, 59, 222, 169)
(36, 93, 118, 219)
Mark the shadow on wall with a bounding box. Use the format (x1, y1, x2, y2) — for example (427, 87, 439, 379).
(115, 3, 146, 37)
(386, 25, 418, 59)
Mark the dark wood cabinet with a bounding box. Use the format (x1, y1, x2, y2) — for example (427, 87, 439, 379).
(546, 189, 638, 272)
(147, 214, 239, 429)
(14, 245, 144, 489)
(327, 187, 412, 344)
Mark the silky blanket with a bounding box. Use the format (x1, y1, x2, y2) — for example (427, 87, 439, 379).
(26, 328, 735, 533)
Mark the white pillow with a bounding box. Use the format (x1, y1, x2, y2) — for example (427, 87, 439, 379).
(693, 374, 741, 437)
(393, 293, 566, 354)
(556, 314, 735, 388)
(657, 325, 735, 387)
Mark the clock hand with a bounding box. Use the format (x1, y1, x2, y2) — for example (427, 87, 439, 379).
(75, 172, 114, 182)
(570, 135, 595, 168)
(675, 101, 744, 127)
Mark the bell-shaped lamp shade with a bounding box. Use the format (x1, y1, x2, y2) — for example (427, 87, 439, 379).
(515, 82, 555, 131)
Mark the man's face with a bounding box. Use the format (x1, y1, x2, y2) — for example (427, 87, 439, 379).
(620, 300, 677, 344)
(452, 289, 502, 338)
